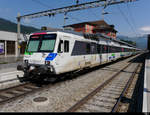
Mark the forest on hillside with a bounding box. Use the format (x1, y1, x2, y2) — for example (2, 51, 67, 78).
(0, 18, 39, 34)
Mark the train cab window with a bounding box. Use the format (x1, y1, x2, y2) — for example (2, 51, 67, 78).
(58, 40, 63, 53)
(64, 40, 69, 53)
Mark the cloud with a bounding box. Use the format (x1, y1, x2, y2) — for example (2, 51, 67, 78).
(23, 18, 31, 24)
(140, 26, 150, 32)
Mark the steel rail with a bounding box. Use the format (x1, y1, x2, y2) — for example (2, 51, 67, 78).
(0, 82, 51, 105)
(111, 63, 141, 112)
(66, 62, 133, 112)
(0, 54, 141, 108)
(0, 83, 29, 92)
(0, 56, 133, 106)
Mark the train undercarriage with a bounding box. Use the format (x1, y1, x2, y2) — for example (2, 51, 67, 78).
(17, 64, 57, 83)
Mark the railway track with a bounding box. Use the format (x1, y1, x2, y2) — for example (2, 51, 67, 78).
(0, 54, 142, 111)
(0, 83, 48, 105)
(66, 61, 141, 112)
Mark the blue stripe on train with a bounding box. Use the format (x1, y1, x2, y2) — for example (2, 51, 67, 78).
(109, 56, 115, 60)
(45, 53, 57, 61)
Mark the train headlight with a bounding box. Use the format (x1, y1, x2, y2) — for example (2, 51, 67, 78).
(24, 60, 28, 64)
(45, 61, 50, 65)
(29, 66, 35, 71)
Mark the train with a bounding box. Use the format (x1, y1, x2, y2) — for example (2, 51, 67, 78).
(17, 29, 141, 82)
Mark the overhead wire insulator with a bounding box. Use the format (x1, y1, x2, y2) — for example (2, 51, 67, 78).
(76, 0, 79, 5)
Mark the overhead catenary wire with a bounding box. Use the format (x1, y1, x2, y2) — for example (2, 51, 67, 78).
(126, 2, 141, 37)
(26, 0, 140, 34)
(31, 0, 102, 24)
(31, 0, 52, 9)
(117, 4, 138, 37)
(30, 0, 138, 36)
(20, 0, 137, 19)
(31, 0, 83, 25)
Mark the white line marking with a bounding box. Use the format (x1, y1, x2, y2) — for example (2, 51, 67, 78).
(143, 59, 148, 112)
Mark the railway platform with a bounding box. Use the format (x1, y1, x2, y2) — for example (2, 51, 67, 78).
(0, 55, 23, 64)
(143, 53, 150, 112)
(0, 56, 23, 70)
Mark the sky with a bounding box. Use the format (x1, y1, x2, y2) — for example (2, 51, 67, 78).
(0, 0, 149, 37)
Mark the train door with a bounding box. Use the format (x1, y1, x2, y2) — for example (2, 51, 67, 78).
(57, 36, 71, 72)
(102, 45, 107, 62)
(106, 45, 109, 62)
(56, 38, 63, 68)
(91, 43, 97, 65)
(97, 44, 102, 64)
(63, 37, 70, 63)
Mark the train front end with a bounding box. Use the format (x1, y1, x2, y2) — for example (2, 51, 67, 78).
(17, 32, 58, 82)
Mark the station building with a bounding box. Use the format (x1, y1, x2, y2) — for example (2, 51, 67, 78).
(0, 31, 26, 57)
(64, 20, 117, 39)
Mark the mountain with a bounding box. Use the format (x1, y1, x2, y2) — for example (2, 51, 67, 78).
(117, 35, 148, 50)
(0, 18, 39, 34)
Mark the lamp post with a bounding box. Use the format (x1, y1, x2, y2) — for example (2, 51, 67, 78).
(17, 13, 21, 58)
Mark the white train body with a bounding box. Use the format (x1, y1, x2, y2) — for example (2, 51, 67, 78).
(18, 30, 140, 81)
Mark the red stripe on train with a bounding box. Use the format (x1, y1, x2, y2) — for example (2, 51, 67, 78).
(33, 32, 47, 35)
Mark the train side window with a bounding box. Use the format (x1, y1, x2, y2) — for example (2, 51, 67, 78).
(108, 46, 110, 53)
(101, 45, 104, 53)
(86, 43, 91, 54)
(112, 46, 115, 53)
(91, 43, 96, 54)
(102, 45, 106, 53)
(109, 46, 111, 53)
(58, 40, 63, 53)
(104, 45, 107, 53)
(64, 40, 69, 52)
(97, 44, 101, 53)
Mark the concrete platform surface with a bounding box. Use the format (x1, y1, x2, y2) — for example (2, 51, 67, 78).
(0, 56, 23, 64)
(0, 56, 23, 70)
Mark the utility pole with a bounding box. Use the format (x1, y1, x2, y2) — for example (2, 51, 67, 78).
(102, 8, 105, 20)
(17, 13, 21, 58)
(76, 0, 79, 5)
(101, 8, 109, 20)
(64, 12, 68, 28)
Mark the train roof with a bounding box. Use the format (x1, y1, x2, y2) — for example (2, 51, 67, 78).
(32, 29, 137, 49)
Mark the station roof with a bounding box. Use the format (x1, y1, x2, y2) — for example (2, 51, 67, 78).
(0, 31, 25, 41)
(64, 20, 117, 33)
